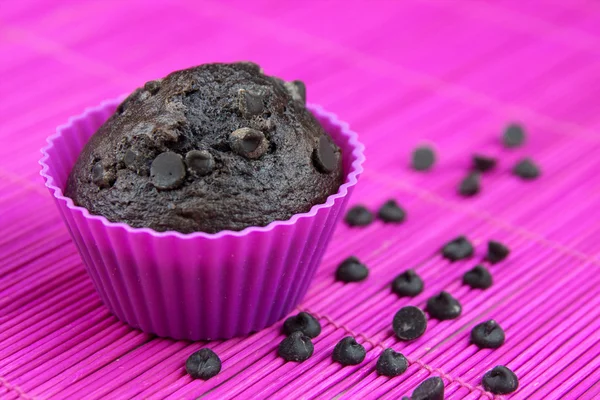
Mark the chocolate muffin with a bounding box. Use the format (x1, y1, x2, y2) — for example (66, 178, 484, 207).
(65, 63, 343, 234)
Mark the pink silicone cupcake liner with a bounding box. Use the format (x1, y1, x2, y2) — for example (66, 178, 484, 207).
(39, 97, 365, 340)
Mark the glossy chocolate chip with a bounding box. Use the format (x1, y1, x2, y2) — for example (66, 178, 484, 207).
(284, 80, 306, 104)
(345, 205, 374, 227)
(503, 123, 525, 148)
(91, 162, 114, 188)
(411, 146, 435, 171)
(376, 348, 408, 377)
(185, 150, 215, 177)
(463, 265, 493, 289)
(393, 306, 427, 341)
(144, 80, 161, 95)
(185, 348, 222, 380)
(282, 312, 321, 338)
(486, 240, 510, 264)
(441, 236, 474, 261)
(426, 292, 462, 320)
(391, 270, 424, 297)
(123, 150, 137, 167)
(238, 89, 264, 116)
(458, 172, 480, 197)
(378, 200, 406, 223)
(412, 376, 445, 400)
(278, 331, 314, 362)
(482, 366, 519, 394)
(150, 151, 186, 190)
(313, 136, 336, 173)
(471, 320, 505, 349)
(332, 337, 366, 366)
(335, 256, 369, 282)
(473, 154, 497, 172)
(513, 158, 540, 180)
(229, 128, 269, 159)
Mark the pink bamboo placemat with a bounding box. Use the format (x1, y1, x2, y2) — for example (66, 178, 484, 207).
(2, 1, 600, 399)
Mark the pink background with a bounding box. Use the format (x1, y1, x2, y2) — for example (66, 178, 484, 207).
(2, 1, 600, 399)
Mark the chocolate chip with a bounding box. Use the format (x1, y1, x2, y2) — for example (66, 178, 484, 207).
(345, 205, 373, 227)
(284, 80, 306, 104)
(482, 366, 519, 394)
(426, 292, 462, 320)
(150, 151, 186, 190)
(335, 256, 368, 282)
(278, 331, 314, 362)
(441, 236, 474, 261)
(185, 348, 221, 380)
(458, 172, 480, 197)
(486, 240, 510, 264)
(378, 200, 406, 223)
(332, 337, 366, 366)
(471, 320, 505, 349)
(123, 150, 137, 167)
(238, 89, 264, 116)
(513, 158, 540, 180)
(411, 146, 435, 171)
(91, 162, 114, 188)
(393, 306, 427, 341)
(473, 154, 497, 172)
(144, 80, 161, 95)
(376, 348, 408, 377)
(503, 123, 525, 148)
(391, 270, 424, 297)
(463, 265, 493, 289)
(282, 312, 321, 338)
(412, 376, 444, 400)
(313, 136, 337, 173)
(185, 150, 214, 177)
(229, 128, 269, 159)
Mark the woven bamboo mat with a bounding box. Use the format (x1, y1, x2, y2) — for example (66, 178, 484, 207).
(2, 1, 600, 399)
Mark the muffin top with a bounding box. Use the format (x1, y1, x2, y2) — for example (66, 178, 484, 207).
(65, 63, 343, 233)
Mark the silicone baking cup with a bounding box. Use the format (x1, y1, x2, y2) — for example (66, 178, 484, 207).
(40, 98, 365, 340)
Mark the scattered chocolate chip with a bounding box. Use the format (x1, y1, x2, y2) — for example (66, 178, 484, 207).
(376, 348, 408, 377)
(441, 236, 474, 261)
(185, 348, 221, 380)
(150, 151, 186, 190)
(412, 376, 444, 400)
(144, 80, 161, 95)
(123, 150, 137, 167)
(473, 154, 497, 172)
(471, 320, 505, 349)
(284, 80, 306, 104)
(332, 337, 366, 366)
(458, 172, 480, 197)
(345, 205, 373, 227)
(486, 240, 510, 264)
(391, 270, 424, 297)
(503, 123, 525, 148)
(91, 162, 114, 188)
(482, 366, 519, 394)
(393, 306, 427, 341)
(426, 292, 462, 320)
(238, 89, 264, 116)
(229, 128, 269, 159)
(313, 136, 337, 173)
(185, 150, 215, 177)
(378, 200, 406, 223)
(463, 265, 493, 289)
(278, 331, 314, 362)
(282, 312, 321, 338)
(513, 158, 540, 180)
(335, 256, 369, 282)
(411, 146, 436, 171)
